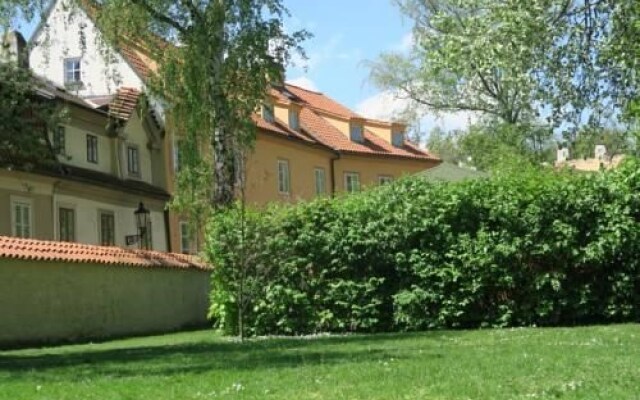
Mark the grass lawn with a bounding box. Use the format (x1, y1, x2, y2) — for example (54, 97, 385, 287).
(1, 324, 639, 399)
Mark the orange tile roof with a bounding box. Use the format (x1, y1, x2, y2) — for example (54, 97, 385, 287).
(285, 84, 361, 118)
(253, 115, 316, 143)
(0, 236, 210, 271)
(108, 87, 141, 120)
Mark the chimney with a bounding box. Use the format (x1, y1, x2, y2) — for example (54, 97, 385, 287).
(1, 31, 28, 68)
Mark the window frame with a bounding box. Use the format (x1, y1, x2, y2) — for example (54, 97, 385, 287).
(86, 134, 99, 164)
(99, 210, 116, 246)
(63, 57, 82, 86)
(289, 109, 300, 131)
(314, 167, 326, 196)
(350, 123, 364, 143)
(58, 206, 76, 242)
(263, 103, 275, 123)
(127, 144, 141, 178)
(392, 131, 405, 147)
(180, 221, 193, 255)
(378, 175, 393, 185)
(344, 172, 361, 193)
(11, 196, 34, 238)
(53, 125, 66, 155)
(277, 159, 290, 195)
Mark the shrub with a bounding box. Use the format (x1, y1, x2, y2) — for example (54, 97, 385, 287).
(206, 159, 640, 336)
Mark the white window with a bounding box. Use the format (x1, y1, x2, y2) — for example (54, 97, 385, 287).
(392, 131, 404, 147)
(314, 168, 326, 196)
(277, 159, 290, 194)
(11, 198, 33, 238)
(99, 211, 116, 246)
(58, 207, 75, 242)
(263, 103, 275, 123)
(180, 221, 193, 254)
(379, 175, 393, 185)
(289, 109, 300, 131)
(53, 125, 66, 155)
(64, 57, 82, 86)
(344, 172, 361, 193)
(350, 123, 364, 143)
(87, 134, 98, 163)
(127, 144, 140, 177)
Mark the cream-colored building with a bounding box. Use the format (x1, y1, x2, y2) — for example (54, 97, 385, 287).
(20, 0, 441, 254)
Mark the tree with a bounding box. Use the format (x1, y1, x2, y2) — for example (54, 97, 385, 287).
(0, 35, 61, 168)
(369, 0, 638, 143)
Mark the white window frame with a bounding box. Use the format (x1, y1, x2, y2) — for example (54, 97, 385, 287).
(11, 196, 34, 238)
(378, 175, 393, 185)
(127, 144, 141, 178)
(57, 204, 77, 242)
(350, 123, 364, 143)
(344, 172, 361, 193)
(289, 109, 300, 131)
(263, 103, 275, 123)
(314, 167, 326, 196)
(277, 159, 290, 194)
(392, 131, 404, 147)
(98, 210, 116, 246)
(64, 57, 82, 86)
(52, 125, 66, 155)
(87, 134, 98, 164)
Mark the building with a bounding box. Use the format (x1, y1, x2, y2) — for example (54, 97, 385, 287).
(23, 0, 440, 253)
(0, 42, 172, 250)
(555, 145, 625, 172)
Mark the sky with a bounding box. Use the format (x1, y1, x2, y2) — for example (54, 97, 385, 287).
(14, 0, 473, 134)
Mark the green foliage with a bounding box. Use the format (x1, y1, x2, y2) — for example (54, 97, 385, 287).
(208, 159, 640, 336)
(0, 61, 60, 167)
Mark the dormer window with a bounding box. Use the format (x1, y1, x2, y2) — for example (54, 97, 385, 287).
(289, 109, 300, 131)
(262, 103, 275, 123)
(392, 130, 405, 147)
(64, 57, 82, 87)
(350, 123, 364, 143)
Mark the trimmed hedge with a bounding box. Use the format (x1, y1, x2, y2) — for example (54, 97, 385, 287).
(207, 160, 640, 336)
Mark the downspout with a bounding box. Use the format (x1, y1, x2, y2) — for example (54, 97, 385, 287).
(330, 152, 341, 197)
(163, 208, 172, 253)
(51, 180, 61, 241)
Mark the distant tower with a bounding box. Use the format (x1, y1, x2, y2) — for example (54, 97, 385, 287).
(557, 147, 569, 163)
(594, 144, 607, 160)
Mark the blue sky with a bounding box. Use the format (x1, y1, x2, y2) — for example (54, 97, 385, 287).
(282, 0, 411, 110)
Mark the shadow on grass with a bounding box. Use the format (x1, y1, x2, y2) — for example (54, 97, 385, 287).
(0, 331, 448, 379)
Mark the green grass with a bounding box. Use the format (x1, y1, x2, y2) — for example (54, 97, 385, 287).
(1, 325, 639, 399)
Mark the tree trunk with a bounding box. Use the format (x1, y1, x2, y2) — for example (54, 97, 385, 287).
(208, 0, 235, 209)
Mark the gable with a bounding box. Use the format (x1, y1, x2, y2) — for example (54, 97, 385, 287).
(29, 0, 144, 97)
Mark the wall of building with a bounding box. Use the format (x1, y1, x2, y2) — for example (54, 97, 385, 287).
(0, 171, 169, 251)
(0, 259, 210, 348)
(244, 133, 334, 205)
(334, 155, 437, 193)
(29, 0, 143, 96)
(121, 112, 154, 184)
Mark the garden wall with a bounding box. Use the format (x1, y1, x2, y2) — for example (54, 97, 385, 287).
(0, 238, 211, 348)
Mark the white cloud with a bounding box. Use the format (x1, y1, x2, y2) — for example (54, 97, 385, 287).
(286, 76, 319, 92)
(356, 90, 476, 133)
(395, 32, 414, 52)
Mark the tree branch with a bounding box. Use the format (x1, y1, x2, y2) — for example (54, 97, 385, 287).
(130, 0, 187, 34)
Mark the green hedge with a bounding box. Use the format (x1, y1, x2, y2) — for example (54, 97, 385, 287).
(206, 160, 640, 336)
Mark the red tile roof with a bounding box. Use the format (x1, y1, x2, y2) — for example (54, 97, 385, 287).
(0, 236, 210, 271)
(294, 99, 438, 161)
(285, 84, 361, 119)
(108, 87, 142, 120)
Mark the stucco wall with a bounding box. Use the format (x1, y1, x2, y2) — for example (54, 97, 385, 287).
(244, 133, 334, 205)
(0, 260, 210, 348)
(29, 0, 143, 96)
